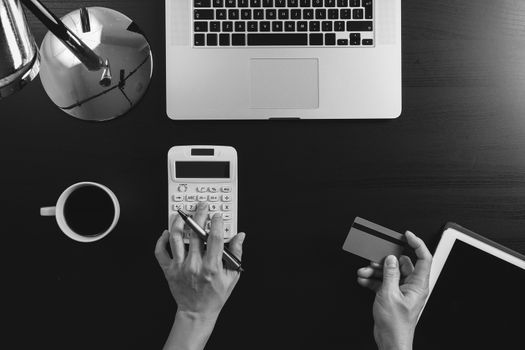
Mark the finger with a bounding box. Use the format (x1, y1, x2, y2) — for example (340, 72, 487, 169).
(228, 232, 246, 260)
(357, 266, 383, 279)
(204, 213, 225, 266)
(381, 255, 401, 294)
(357, 277, 381, 292)
(370, 262, 382, 269)
(169, 214, 186, 265)
(399, 255, 415, 277)
(154, 230, 171, 267)
(405, 231, 432, 285)
(187, 203, 208, 259)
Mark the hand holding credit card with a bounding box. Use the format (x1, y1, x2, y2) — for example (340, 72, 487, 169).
(343, 217, 411, 263)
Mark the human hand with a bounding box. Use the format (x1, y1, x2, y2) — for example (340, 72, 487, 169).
(155, 202, 246, 321)
(357, 231, 433, 350)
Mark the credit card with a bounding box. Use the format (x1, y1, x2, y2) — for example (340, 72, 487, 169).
(342, 217, 408, 263)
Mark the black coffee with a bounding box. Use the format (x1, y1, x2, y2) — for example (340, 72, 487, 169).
(64, 186, 115, 237)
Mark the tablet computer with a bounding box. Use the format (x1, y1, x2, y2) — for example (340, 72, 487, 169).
(415, 223, 525, 349)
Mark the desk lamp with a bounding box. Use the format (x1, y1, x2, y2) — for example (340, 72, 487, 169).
(0, 0, 153, 121)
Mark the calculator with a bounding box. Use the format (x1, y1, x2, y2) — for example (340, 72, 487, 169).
(168, 146, 238, 241)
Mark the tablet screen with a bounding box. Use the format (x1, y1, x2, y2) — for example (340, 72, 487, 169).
(415, 240, 525, 349)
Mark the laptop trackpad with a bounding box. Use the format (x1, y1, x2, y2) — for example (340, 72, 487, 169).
(250, 58, 319, 109)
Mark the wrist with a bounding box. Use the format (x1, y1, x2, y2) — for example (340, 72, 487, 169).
(375, 328, 413, 350)
(175, 310, 220, 327)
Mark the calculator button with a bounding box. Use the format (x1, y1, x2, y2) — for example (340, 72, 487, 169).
(172, 204, 184, 211)
(177, 184, 188, 192)
(222, 204, 232, 211)
(172, 195, 184, 202)
(209, 194, 219, 202)
(186, 204, 197, 211)
(223, 213, 232, 221)
(224, 223, 232, 237)
(208, 186, 218, 193)
(221, 195, 232, 202)
(209, 203, 220, 211)
(197, 186, 208, 192)
(197, 194, 208, 202)
(221, 186, 232, 193)
(186, 195, 197, 202)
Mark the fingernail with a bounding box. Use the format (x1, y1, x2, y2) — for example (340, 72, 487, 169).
(163, 229, 169, 235)
(386, 255, 397, 268)
(238, 232, 246, 242)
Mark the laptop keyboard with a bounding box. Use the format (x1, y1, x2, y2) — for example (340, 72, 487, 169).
(193, 0, 374, 47)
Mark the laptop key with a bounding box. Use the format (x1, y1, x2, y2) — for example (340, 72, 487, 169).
(363, 0, 372, 19)
(254, 9, 264, 19)
(303, 9, 313, 19)
(279, 9, 289, 19)
(362, 38, 373, 45)
(272, 21, 283, 31)
(288, 0, 298, 6)
(235, 21, 246, 32)
(350, 32, 360, 45)
(207, 33, 218, 46)
(297, 21, 308, 31)
(347, 21, 372, 31)
(349, 0, 359, 6)
(337, 0, 347, 6)
(213, 0, 224, 6)
(195, 0, 211, 7)
(300, 0, 310, 6)
(337, 38, 348, 45)
(275, 0, 286, 6)
(210, 21, 221, 32)
(194, 10, 214, 19)
(312, 0, 323, 7)
(325, 33, 336, 45)
(266, 9, 277, 19)
(225, 0, 236, 6)
(309, 21, 320, 31)
(248, 21, 258, 31)
(291, 9, 301, 19)
(309, 33, 323, 45)
(328, 9, 338, 19)
(194, 34, 205, 46)
(194, 22, 208, 32)
(219, 33, 230, 45)
(247, 33, 308, 45)
(322, 21, 332, 31)
(232, 33, 246, 45)
(334, 21, 345, 31)
(263, 0, 273, 6)
(353, 8, 363, 19)
(285, 21, 295, 31)
(229, 9, 239, 19)
(340, 9, 351, 19)
(223, 21, 233, 31)
(315, 9, 326, 19)
(241, 9, 252, 19)
(216, 9, 227, 19)
(325, 0, 335, 7)
(238, 0, 249, 7)
(260, 21, 271, 31)
(250, 0, 261, 6)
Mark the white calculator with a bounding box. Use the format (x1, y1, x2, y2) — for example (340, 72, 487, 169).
(168, 146, 238, 241)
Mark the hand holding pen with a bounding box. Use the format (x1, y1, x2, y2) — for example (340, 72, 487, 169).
(155, 202, 246, 348)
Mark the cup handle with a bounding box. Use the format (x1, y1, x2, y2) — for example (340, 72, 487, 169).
(40, 207, 57, 216)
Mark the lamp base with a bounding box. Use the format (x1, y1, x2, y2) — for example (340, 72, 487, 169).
(39, 7, 153, 121)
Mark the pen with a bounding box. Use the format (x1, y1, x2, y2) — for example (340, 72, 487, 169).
(176, 209, 244, 272)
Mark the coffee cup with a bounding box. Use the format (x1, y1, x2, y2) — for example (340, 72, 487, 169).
(40, 182, 120, 243)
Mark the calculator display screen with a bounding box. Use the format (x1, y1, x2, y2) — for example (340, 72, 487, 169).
(176, 161, 230, 178)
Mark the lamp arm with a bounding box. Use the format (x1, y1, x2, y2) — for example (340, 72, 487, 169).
(20, 0, 104, 71)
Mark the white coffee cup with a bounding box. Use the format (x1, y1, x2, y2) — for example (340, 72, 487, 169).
(40, 182, 120, 243)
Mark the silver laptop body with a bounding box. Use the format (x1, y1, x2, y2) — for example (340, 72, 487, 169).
(166, 0, 401, 120)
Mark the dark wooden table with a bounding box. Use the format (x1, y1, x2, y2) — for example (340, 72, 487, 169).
(2, 0, 525, 349)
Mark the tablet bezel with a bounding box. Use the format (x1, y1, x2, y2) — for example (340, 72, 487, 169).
(419, 222, 525, 319)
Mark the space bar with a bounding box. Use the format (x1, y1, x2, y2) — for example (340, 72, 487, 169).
(247, 34, 308, 46)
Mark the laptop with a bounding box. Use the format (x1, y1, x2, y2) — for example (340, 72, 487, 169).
(166, 0, 401, 120)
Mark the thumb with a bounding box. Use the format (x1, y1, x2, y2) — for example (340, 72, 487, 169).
(381, 255, 401, 294)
